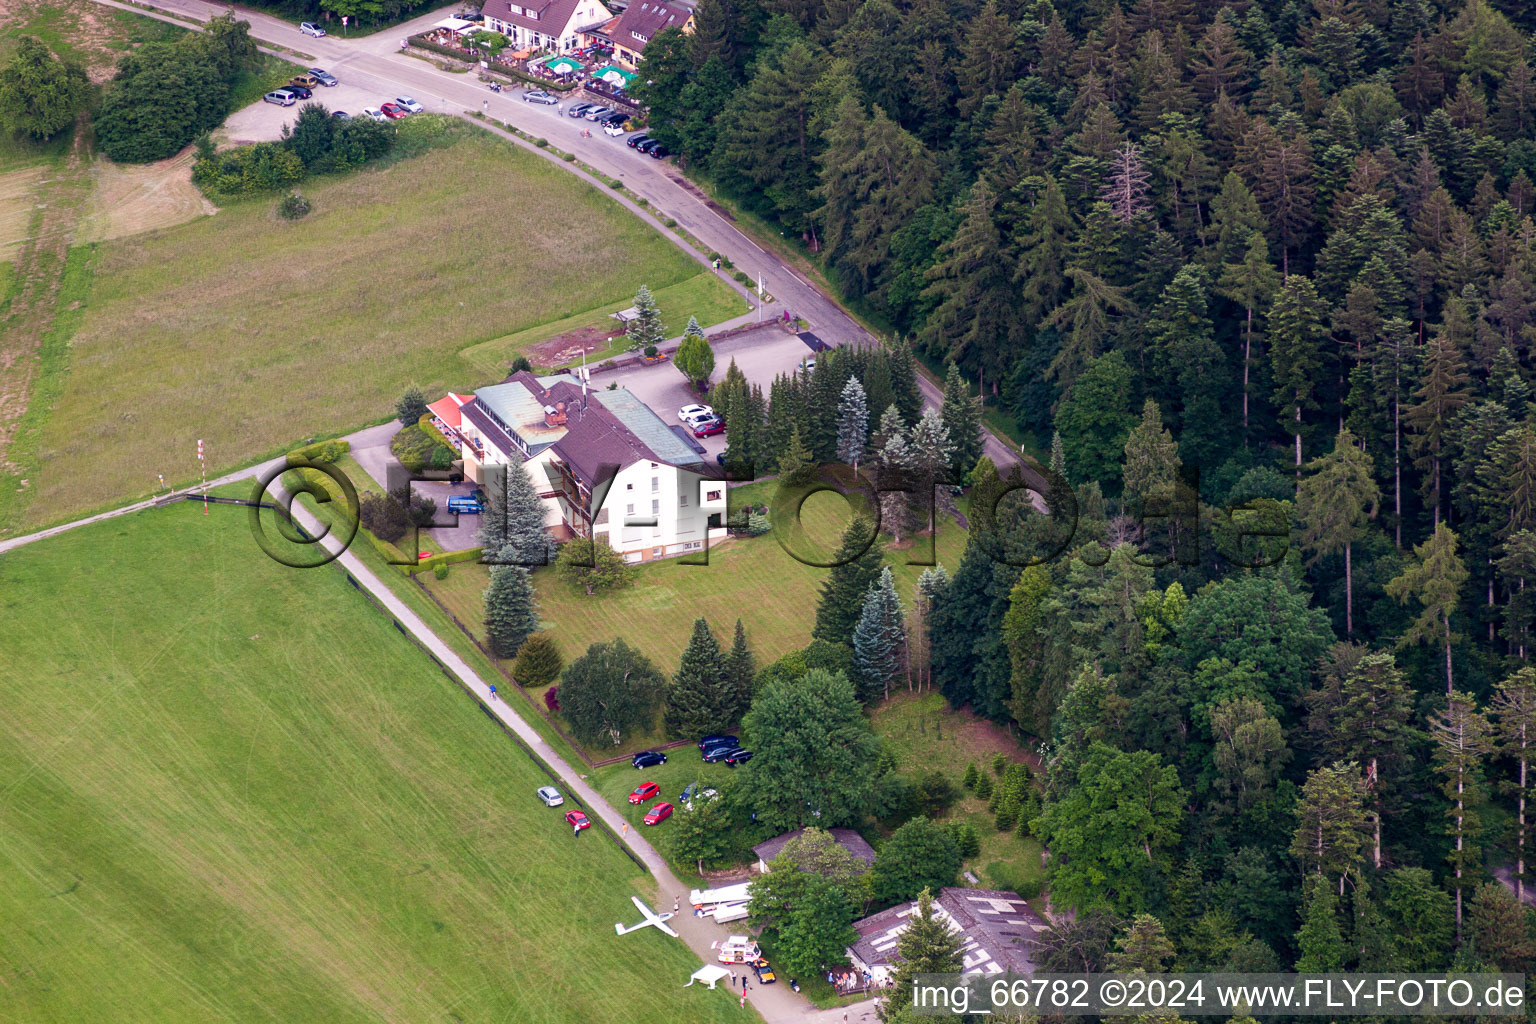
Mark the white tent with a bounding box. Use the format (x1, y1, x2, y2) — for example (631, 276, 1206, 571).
(685, 964, 732, 989)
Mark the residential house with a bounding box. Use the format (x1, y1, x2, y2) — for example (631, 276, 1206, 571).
(846, 887, 1050, 985)
(590, 0, 692, 67)
(453, 371, 727, 562)
(752, 828, 877, 875)
(481, 0, 614, 54)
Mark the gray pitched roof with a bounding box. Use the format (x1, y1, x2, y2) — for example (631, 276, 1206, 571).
(753, 828, 876, 868)
(847, 887, 1049, 977)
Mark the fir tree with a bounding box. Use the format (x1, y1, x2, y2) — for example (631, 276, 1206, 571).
(1491, 668, 1536, 903)
(778, 423, 814, 484)
(1297, 429, 1380, 636)
(478, 459, 553, 565)
(1268, 274, 1330, 480)
(853, 567, 905, 703)
(939, 363, 982, 481)
(512, 632, 561, 687)
(723, 618, 756, 721)
(484, 563, 537, 659)
(1385, 523, 1468, 694)
(1290, 761, 1369, 887)
(665, 618, 731, 736)
(1405, 331, 1471, 526)
(1294, 874, 1346, 970)
(1218, 232, 1280, 439)
(878, 888, 963, 1023)
(814, 516, 883, 644)
(1431, 691, 1491, 937)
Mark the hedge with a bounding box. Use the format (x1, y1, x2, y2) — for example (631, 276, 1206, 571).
(288, 438, 350, 463)
(416, 546, 485, 574)
(416, 413, 457, 453)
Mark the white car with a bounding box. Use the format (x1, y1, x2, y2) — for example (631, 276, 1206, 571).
(603, 122, 626, 136)
(300, 21, 326, 36)
(536, 786, 564, 807)
(396, 96, 424, 113)
(678, 404, 713, 422)
(362, 107, 386, 122)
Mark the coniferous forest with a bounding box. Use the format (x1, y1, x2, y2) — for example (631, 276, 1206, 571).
(637, 0, 1536, 976)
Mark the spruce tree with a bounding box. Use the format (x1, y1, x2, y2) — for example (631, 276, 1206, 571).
(1491, 668, 1536, 903)
(939, 363, 983, 481)
(878, 888, 963, 1023)
(1431, 691, 1492, 937)
(853, 567, 905, 703)
(836, 376, 869, 470)
(886, 338, 923, 427)
(1294, 874, 1346, 970)
(778, 424, 814, 484)
(814, 516, 884, 644)
(484, 563, 537, 659)
(1405, 331, 1471, 525)
(625, 284, 667, 352)
(1268, 274, 1330, 481)
(665, 617, 730, 737)
(1218, 231, 1280, 439)
(478, 459, 552, 565)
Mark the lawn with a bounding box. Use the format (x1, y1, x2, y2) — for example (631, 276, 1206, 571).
(416, 484, 969, 760)
(0, 498, 743, 1024)
(18, 128, 739, 529)
(871, 692, 1048, 898)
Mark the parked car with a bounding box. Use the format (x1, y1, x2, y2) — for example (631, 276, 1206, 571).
(702, 744, 735, 763)
(599, 110, 628, 125)
(395, 96, 424, 113)
(285, 83, 313, 100)
(648, 143, 671, 159)
(331, 110, 351, 119)
(362, 107, 387, 122)
(626, 133, 651, 149)
(300, 21, 326, 36)
(523, 89, 558, 105)
(698, 734, 736, 752)
(568, 102, 594, 118)
(680, 782, 700, 805)
(678, 404, 713, 422)
(799, 359, 817, 373)
(536, 785, 564, 807)
(308, 68, 339, 86)
(381, 103, 408, 119)
(723, 748, 753, 766)
(603, 122, 627, 137)
(692, 417, 725, 438)
(263, 89, 297, 106)
(632, 749, 667, 769)
(565, 809, 590, 830)
(753, 959, 777, 984)
(583, 106, 615, 121)
(643, 802, 674, 825)
(446, 496, 483, 515)
(629, 781, 660, 804)
(699, 788, 719, 801)
(289, 73, 322, 89)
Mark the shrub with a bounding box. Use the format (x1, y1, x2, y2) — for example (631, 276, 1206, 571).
(543, 685, 561, 712)
(636, 197, 648, 206)
(974, 772, 994, 800)
(288, 438, 348, 463)
(991, 752, 1008, 776)
(359, 491, 410, 543)
(708, 251, 722, 262)
(433, 561, 450, 580)
(733, 271, 751, 284)
(395, 387, 429, 427)
(515, 633, 563, 687)
(664, 217, 677, 227)
(962, 762, 979, 789)
(644, 345, 658, 358)
(562, 152, 576, 162)
(534, 137, 548, 147)
(747, 511, 771, 536)
(391, 423, 451, 473)
(277, 191, 311, 219)
(609, 179, 623, 189)
(948, 819, 982, 859)
(915, 770, 957, 816)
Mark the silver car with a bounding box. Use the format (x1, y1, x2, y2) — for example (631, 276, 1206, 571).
(536, 785, 564, 807)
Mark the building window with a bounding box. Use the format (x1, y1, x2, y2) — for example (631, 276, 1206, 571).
(526, 8, 538, 18)
(626, 482, 633, 490)
(651, 499, 660, 515)
(651, 476, 659, 492)
(706, 489, 722, 502)
(626, 503, 635, 515)
(680, 494, 688, 507)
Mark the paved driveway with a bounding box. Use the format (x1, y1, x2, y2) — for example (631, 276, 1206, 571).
(221, 79, 402, 144)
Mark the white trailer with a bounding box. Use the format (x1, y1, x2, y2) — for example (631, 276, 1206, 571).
(712, 902, 749, 924)
(690, 882, 752, 908)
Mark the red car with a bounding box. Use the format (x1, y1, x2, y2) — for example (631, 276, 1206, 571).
(629, 781, 660, 805)
(565, 810, 590, 830)
(380, 102, 408, 119)
(644, 801, 674, 825)
(692, 417, 725, 437)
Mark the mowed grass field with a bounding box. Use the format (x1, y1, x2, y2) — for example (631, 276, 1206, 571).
(0, 500, 741, 1024)
(22, 128, 738, 528)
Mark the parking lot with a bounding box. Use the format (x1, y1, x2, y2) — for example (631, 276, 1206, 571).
(220, 76, 421, 144)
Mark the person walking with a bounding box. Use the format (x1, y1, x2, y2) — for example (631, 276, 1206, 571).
(739, 992, 745, 1009)
(489, 684, 497, 700)
(673, 896, 680, 913)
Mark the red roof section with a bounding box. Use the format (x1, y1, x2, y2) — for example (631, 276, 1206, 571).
(428, 393, 475, 430)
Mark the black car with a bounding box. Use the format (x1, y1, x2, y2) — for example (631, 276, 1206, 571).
(636, 138, 661, 154)
(599, 110, 628, 125)
(632, 750, 668, 769)
(647, 143, 671, 159)
(698, 734, 737, 753)
(626, 133, 651, 149)
(568, 102, 594, 118)
(331, 110, 351, 119)
(702, 744, 735, 763)
(723, 748, 753, 766)
(286, 83, 313, 99)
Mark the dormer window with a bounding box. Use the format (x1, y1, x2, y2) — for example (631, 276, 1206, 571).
(508, 3, 522, 12)
(526, 9, 538, 19)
